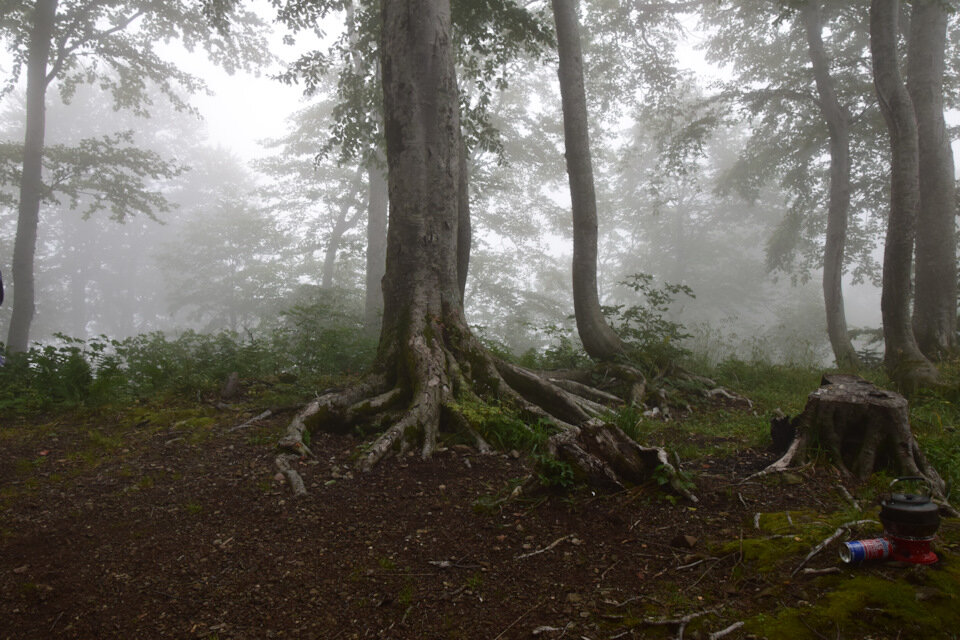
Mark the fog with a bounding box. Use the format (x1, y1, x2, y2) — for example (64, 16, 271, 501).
(2, 2, 955, 369)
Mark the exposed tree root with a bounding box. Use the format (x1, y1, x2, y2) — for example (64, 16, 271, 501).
(274, 453, 307, 497)
(753, 374, 954, 511)
(274, 328, 704, 500)
(548, 420, 698, 501)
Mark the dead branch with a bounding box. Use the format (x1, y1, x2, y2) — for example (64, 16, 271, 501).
(791, 519, 879, 576)
(515, 534, 572, 560)
(229, 409, 272, 432)
(708, 621, 745, 640)
(836, 483, 861, 511)
(640, 606, 721, 640)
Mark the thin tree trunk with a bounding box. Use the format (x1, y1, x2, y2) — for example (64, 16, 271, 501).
(364, 158, 388, 334)
(908, 0, 956, 360)
(320, 170, 364, 290)
(869, 0, 937, 387)
(551, 0, 624, 361)
(803, 0, 860, 370)
(7, 0, 57, 353)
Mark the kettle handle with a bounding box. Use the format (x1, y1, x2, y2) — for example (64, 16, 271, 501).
(889, 476, 933, 496)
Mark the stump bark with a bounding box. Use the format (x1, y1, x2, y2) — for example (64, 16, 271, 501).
(762, 374, 947, 499)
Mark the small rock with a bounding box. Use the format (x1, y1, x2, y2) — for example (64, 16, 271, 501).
(670, 534, 698, 549)
(566, 592, 582, 603)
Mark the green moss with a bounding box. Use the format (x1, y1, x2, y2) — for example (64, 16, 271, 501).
(748, 566, 960, 639)
(87, 429, 123, 450)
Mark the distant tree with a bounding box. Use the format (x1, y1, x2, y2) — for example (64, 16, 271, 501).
(802, 0, 860, 369)
(551, 0, 625, 361)
(257, 100, 369, 293)
(697, 0, 884, 368)
(0, 0, 268, 352)
(908, 0, 957, 359)
(869, 0, 938, 386)
(157, 198, 294, 331)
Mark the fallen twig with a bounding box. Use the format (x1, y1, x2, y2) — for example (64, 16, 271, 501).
(229, 410, 272, 432)
(791, 519, 878, 577)
(515, 534, 572, 560)
(640, 606, 721, 640)
(801, 567, 841, 576)
(676, 557, 714, 571)
(708, 621, 744, 640)
(686, 555, 732, 591)
(493, 598, 543, 640)
(836, 483, 860, 511)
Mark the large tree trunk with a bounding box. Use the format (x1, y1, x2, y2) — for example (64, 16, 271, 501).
(908, 0, 957, 360)
(274, 0, 691, 500)
(551, 0, 624, 361)
(456, 138, 471, 305)
(7, 0, 57, 353)
(803, 1, 860, 371)
(869, 0, 937, 388)
(363, 158, 388, 334)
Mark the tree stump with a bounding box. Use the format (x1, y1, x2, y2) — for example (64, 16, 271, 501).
(762, 374, 947, 499)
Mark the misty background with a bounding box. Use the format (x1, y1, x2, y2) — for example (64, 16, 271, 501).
(1, 2, 957, 369)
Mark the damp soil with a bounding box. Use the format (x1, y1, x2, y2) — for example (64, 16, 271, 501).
(0, 405, 952, 639)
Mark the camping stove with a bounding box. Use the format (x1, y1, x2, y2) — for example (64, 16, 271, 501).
(840, 477, 940, 565)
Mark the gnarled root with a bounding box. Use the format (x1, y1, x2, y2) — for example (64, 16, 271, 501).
(548, 419, 698, 501)
(274, 328, 695, 499)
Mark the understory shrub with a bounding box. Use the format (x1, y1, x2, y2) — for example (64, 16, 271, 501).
(606, 273, 695, 369)
(0, 298, 376, 414)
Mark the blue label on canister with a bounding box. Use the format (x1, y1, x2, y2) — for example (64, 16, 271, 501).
(840, 538, 891, 563)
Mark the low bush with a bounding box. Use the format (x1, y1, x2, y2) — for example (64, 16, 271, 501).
(0, 298, 377, 415)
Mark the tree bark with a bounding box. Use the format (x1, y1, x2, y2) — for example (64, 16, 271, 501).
(456, 137, 471, 306)
(802, 1, 860, 371)
(908, 0, 957, 360)
(869, 0, 937, 387)
(759, 374, 948, 502)
(7, 0, 57, 353)
(363, 158, 388, 334)
(551, 0, 624, 361)
(274, 0, 691, 495)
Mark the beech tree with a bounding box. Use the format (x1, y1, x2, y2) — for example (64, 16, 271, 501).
(869, 0, 938, 386)
(0, 0, 268, 352)
(273, 0, 695, 499)
(802, 0, 860, 369)
(698, 0, 883, 369)
(908, 0, 957, 360)
(551, 0, 625, 361)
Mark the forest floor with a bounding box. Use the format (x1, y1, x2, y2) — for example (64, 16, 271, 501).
(2, 385, 960, 639)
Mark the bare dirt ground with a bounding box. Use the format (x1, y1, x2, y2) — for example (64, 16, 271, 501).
(1, 403, 957, 639)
